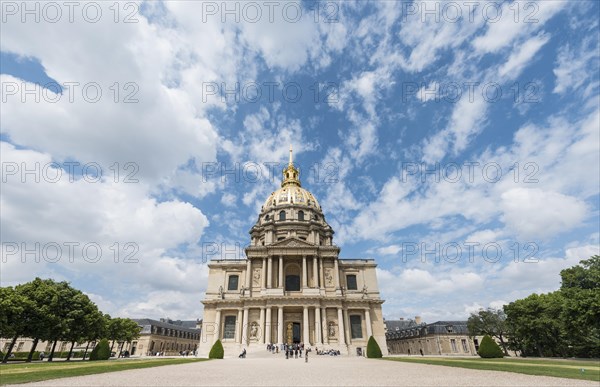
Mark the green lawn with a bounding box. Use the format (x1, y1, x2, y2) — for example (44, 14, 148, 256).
(0, 358, 207, 385)
(383, 356, 600, 382)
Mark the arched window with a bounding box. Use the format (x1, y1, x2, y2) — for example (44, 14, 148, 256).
(279, 211, 286, 221)
(298, 210, 304, 221)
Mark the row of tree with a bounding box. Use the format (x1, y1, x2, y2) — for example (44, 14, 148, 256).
(468, 255, 600, 358)
(0, 278, 141, 363)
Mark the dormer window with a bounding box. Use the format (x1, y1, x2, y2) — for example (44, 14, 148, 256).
(265, 215, 270, 221)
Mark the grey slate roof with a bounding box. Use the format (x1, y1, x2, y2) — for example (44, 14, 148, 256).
(385, 320, 469, 339)
(133, 318, 201, 334)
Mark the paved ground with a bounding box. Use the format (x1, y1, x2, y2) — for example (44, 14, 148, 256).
(13, 353, 597, 386)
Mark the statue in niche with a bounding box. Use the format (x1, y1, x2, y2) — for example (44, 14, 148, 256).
(362, 285, 369, 298)
(250, 322, 259, 338)
(325, 269, 333, 286)
(253, 268, 261, 286)
(328, 321, 337, 338)
(218, 286, 224, 299)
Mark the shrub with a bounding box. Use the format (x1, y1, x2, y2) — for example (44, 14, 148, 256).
(477, 335, 504, 358)
(89, 339, 111, 361)
(366, 336, 383, 358)
(208, 339, 224, 359)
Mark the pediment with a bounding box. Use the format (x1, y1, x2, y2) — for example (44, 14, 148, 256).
(270, 237, 315, 248)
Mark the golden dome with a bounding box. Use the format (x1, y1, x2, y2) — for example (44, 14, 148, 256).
(262, 145, 322, 211)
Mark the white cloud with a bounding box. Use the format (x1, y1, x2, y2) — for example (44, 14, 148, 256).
(500, 188, 587, 240)
(499, 33, 550, 79)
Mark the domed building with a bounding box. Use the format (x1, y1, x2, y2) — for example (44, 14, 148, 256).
(197, 147, 388, 357)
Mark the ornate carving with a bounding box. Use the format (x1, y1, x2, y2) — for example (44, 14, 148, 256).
(328, 321, 337, 338)
(253, 268, 261, 285)
(325, 268, 333, 286)
(250, 321, 259, 338)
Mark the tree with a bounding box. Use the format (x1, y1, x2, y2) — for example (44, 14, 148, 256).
(366, 336, 383, 358)
(467, 308, 510, 355)
(81, 312, 108, 360)
(0, 286, 32, 363)
(119, 319, 141, 355)
(504, 292, 567, 357)
(559, 255, 600, 357)
(62, 291, 103, 361)
(14, 279, 60, 362)
(208, 339, 224, 359)
(89, 339, 111, 361)
(477, 335, 504, 358)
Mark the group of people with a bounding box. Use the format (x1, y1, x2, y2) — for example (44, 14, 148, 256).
(283, 343, 308, 359)
(314, 347, 341, 356)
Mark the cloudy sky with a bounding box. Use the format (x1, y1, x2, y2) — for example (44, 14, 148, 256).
(1, 1, 598, 322)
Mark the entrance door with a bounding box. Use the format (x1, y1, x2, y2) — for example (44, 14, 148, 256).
(292, 322, 301, 343)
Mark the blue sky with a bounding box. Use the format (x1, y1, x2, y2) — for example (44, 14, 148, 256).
(1, 1, 599, 322)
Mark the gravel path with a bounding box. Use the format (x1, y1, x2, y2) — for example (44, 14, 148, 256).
(11, 355, 597, 386)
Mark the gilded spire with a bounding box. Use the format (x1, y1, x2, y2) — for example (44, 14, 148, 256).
(282, 144, 300, 187)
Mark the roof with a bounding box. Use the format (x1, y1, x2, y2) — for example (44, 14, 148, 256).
(133, 318, 201, 334)
(384, 319, 419, 332)
(385, 320, 469, 339)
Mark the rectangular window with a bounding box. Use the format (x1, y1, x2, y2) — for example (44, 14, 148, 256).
(461, 339, 468, 352)
(450, 339, 457, 352)
(350, 315, 363, 339)
(17, 342, 24, 351)
(223, 316, 236, 339)
(227, 275, 239, 291)
(346, 275, 357, 290)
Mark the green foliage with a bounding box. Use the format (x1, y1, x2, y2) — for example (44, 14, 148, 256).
(477, 335, 504, 358)
(89, 339, 111, 361)
(467, 308, 509, 355)
(504, 255, 600, 358)
(4, 352, 40, 360)
(366, 336, 383, 358)
(208, 339, 224, 359)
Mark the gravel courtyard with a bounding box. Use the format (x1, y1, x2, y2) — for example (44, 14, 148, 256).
(12, 355, 597, 387)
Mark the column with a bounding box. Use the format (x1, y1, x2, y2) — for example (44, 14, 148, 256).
(278, 256, 283, 289)
(321, 307, 328, 344)
(302, 255, 308, 288)
(267, 257, 273, 288)
(261, 257, 267, 289)
(343, 309, 351, 345)
(319, 258, 324, 288)
(312, 256, 318, 288)
(214, 310, 221, 344)
(365, 308, 373, 338)
(303, 306, 310, 345)
(265, 307, 272, 344)
(277, 307, 284, 344)
(315, 307, 322, 345)
(334, 259, 340, 288)
(236, 309, 243, 343)
(245, 259, 252, 294)
(242, 308, 249, 345)
(259, 308, 266, 344)
(337, 308, 346, 345)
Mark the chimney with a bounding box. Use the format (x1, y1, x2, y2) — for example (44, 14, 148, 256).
(399, 318, 404, 321)
(415, 316, 422, 324)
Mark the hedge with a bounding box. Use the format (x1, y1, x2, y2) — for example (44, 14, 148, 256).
(477, 335, 504, 358)
(208, 339, 224, 359)
(367, 336, 383, 358)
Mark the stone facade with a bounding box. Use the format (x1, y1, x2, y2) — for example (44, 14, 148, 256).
(385, 320, 516, 356)
(197, 147, 387, 357)
(0, 318, 201, 357)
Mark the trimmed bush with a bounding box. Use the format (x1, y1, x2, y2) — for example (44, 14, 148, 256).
(366, 336, 383, 358)
(89, 339, 111, 361)
(477, 335, 504, 358)
(208, 339, 224, 359)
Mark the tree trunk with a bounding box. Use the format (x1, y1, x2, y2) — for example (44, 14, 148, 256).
(66, 341, 75, 361)
(83, 342, 91, 360)
(47, 340, 58, 362)
(110, 340, 115, 352)
(497, 335, 509, 356)
(118, 342, 124, 357)
(26, 338, 39, 362)
(1, 335, 18, 363)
